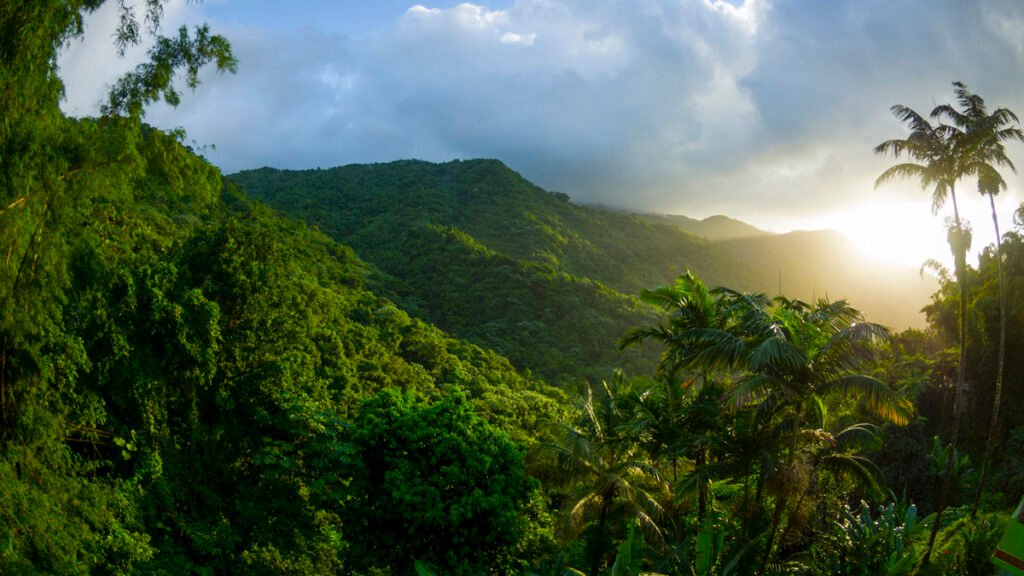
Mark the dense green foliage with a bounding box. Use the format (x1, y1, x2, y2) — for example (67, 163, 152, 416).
(1, 4, 565, 572)
(0, 118, 569, 573)
(2, 3, 1022, 575)
(922, 231, 1024, 462)
(337, 389, 537, 575)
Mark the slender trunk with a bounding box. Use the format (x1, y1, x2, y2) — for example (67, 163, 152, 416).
(1, 335, 7, 441)
(741, 462, 753, 542)
(757, 494, 787, 576)
(778, 488, 809, 551)
(697, 448, 707, 522)
(757, 410, 801, 575)
(589, 499, 611, 576)
(925, 190, 968, 563)
(972, 195, 1006, 517)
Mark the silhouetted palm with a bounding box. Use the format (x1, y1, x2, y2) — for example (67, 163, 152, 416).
(874, 92, 974, 561)
(933, 82, 1024, 515)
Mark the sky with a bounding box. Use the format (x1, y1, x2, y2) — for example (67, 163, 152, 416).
(58, 0, 1024, 269)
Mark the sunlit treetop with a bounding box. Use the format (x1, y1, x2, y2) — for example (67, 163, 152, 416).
(0, 0, 235, 129)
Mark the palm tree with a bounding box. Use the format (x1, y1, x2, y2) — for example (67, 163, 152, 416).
(528, 374, 669, 576)
(874, 102, 970, 410)
(624, 273, 910, 573)
(620, 270, 735, 382)
(614, 268, 737, 524)
(874, 94, 973, 562)
(711, 293, 907, 574)
(932, 82, 1024, 516)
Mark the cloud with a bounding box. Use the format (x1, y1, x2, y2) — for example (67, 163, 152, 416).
(60, 0, 1024, 234)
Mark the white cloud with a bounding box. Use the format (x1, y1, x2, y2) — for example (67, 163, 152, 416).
(500, 31, 536, 45)
(406, 5, 441, 17)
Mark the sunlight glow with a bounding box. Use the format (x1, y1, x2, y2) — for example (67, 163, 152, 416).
(819, 203, 949, 270)
(808, 194, 1017, 272)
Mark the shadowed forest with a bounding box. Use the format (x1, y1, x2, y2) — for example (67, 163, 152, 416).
(2, 3, 1023, 575)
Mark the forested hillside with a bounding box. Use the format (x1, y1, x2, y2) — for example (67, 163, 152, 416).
(1, 7, 566, 571)
(232, 160, 770, 382)
(4, 3, 1023, 575)
(232, 161, 937, 385)
(1, 119, 568, 573)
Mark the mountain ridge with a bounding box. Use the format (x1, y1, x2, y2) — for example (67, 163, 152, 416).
(230, 158, 937, 382)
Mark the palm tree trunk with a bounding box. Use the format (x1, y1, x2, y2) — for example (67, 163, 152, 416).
(925, 191, 969, 563)
(697, 448, 708, 522)
(756, 493, 787, 576)
(757, 410, 801, 575)
(972, 194, 1006, 517)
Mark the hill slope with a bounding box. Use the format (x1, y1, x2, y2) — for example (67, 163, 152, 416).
(231, 160, 937, 387)
(717, 229, 936, 329)
(2, 123, 565, 573)
(231, 160, 782, 381)
(641, 214, 938, 329)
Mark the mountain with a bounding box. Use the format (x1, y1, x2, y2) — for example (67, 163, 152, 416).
(230, 160, 936, 386)
(720, 229, 938, 330)
(645, 214, 939, 330)
(232, 159, 754, 382)
(637, 213, 772, 241)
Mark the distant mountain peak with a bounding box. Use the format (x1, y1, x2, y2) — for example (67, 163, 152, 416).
(636, 212, 771, 241)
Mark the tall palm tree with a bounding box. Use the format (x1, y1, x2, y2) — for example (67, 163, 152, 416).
(874, 103, 970, 405)
(874, 94, 973, 562)
(619, 271, 753, 526)
(933, 82, 1024, 516)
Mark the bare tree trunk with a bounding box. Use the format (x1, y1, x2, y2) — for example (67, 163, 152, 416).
(972, 195, 1006, 517)
(925, 199, 968, 564)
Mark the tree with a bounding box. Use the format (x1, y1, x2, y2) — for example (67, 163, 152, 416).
(620, 271, 753, 528)
(1, 1, 235, 439)
(874, 89, 974, 562)
(332, 389, 537, 576)
(622, 273, 909, 573)
(0, 3, 235, 571)
(529, 374, 669, 576)
(931, 83, 1024, 516)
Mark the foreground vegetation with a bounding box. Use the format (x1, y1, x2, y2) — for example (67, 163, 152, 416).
(1, 2, 1022, 574)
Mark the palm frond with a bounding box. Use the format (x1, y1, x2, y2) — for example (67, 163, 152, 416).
(820, 374, 913, 425)
(890, 104, 935, 133)
(639, 285, 687, 312)
(990, 107, 1022, 128)
(820, 453, 885, 500)
(932, 102, 969, 128)
(565, 491, 605, 536)
(676, 327, 746, 372)
(833, 422, 880, 448)
(873, 162, 931, 189)
(728, 374, 780, 409)
(816, 321, 890, 374)
(749, 335, 806, 374)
